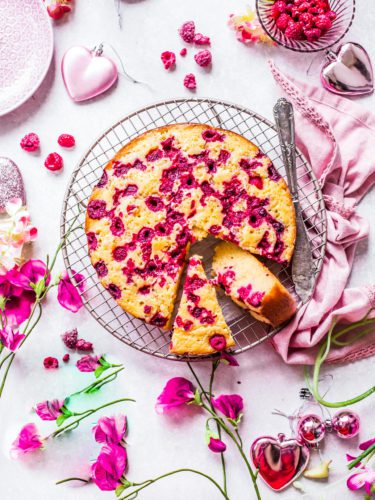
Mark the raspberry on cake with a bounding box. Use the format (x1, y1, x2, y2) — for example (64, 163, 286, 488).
(170, 255, 235, 355)
(85, 123, 296, 331)
(212, 242, 296, 327)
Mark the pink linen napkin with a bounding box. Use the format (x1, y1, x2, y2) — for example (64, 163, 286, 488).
(268, 61, 375, 365)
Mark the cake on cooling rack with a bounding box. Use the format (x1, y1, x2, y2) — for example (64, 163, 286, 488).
(170, 255, 235, 356)
(212, 242, 297, 328)
(85, 123, 296, 330)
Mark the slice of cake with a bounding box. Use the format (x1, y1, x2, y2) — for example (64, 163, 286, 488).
(170, 255, 235, 356)
(212, 242, 296, 328)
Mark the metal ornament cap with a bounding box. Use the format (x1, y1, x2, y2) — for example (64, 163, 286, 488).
(321, 42, 374, 96)
(251, 433, 310, 491)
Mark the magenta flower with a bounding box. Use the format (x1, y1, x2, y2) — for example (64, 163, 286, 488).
(91, 444, 127, 491)
(0, 326, 25, 351)
(0, 259, 49, 327)
(347, 468, 375, 495)
(76, 354, 100, 372)
(360, 438, 375, 451)
(10, 423, 43, 459)
(93, 414, 127, 445)
(155, 377, 196, 414)
(35, 399, 65, 421)
(57, 270, 85, 313)
(211, 394, 244, 425)
(220, 350, 239, 367)
(208, 437, 227, 453)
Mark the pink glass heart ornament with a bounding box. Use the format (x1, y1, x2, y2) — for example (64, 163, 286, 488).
(321, 42, 374, 97)
(251, 433, 310, 491)
(61, 44, 118, 102)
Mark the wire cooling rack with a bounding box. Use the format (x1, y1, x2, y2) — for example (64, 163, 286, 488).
(60, 98, 327, 361)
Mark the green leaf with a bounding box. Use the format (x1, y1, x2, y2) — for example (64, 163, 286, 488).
(98, 356, 111, 368)
(34, 278, 46, 297)
(120, 478, 133, 489)
(94, 365, 106, 379)
(56, 414, 68, 427)
(193, 388, 202, 405)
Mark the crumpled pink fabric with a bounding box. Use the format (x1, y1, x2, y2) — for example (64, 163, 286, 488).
(269, 61, 375, 365)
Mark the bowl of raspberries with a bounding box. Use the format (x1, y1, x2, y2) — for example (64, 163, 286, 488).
(256, 0, 355, 52)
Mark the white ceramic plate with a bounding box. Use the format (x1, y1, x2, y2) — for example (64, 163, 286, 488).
(0, 0, 54, 117)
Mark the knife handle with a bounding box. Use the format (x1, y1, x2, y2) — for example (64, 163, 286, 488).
(273, 98, 298, 200)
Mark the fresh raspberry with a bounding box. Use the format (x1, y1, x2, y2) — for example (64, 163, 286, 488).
(326, 10, 337, 21)
(43, 356, 59, 369)
(285, 21, 304, 39)
(20, 133, 40, 152)
(308, 6, 319, 15)
(58, 134, 75, 148)
(276, 13, 291, 30)
(297, 2, 310, 13)
(179, 21, 195, 43)
(299, 12, 314, 27)
(62, 328, 78, 349)
(47, 3, 71, 20)
(76, 339, 93, 352)
(44, 152, 63, 171)
(314, 14, 332, 31)
(290, 6, 300, 19)
(183, 73, 196, 90)
(160, 51, 176, 70)
(271, 1, 287, 19)
(194, 49, 212, 67)
(194, 33, 211, 45)
(62, 354, 70, 363)
(304, 27, 322, 41)
(180, 48, 187, 56)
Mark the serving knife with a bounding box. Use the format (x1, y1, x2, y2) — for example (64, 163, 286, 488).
(273, 98, 315, 304)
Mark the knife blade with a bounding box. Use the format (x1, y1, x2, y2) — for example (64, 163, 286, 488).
(273, 98, 315, 304)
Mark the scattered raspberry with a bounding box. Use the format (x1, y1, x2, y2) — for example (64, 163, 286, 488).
(76, 339, 93, 352)
(194, 33, 211, 45)
(194, 50, 212, 68)
(20, 133, 40, 152)
(47, 3, 71, 20)
(44, 152, 63, 171)
(58, 134, 75, 148)
(183, 73, 197, 90)
(62, 353, 70, 363)
(179, 21, 195, 43)
(43, 356, 59, 369)
(62, 328, 78, 349)
(160, 51, 176, 70)
(180, 48, 187, 56)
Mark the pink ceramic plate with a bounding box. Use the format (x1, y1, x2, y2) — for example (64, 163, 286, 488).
(0, 0, 54, 117)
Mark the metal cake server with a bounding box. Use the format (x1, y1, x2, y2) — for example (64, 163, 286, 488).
(273, 98, 315, 304)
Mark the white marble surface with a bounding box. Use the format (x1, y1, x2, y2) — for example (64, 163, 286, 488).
(1, 1, 375, 499)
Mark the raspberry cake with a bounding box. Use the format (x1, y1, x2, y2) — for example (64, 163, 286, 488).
(85, 123, 296, 330)
(170, 255, 235, 356)
(212, 242, 296, 327)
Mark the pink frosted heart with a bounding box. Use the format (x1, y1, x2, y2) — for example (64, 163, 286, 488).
(61, 46, 118, 102)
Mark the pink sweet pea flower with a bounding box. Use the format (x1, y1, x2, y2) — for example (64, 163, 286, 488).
(347, 468, 375, 495)
(91, 444, 127, 491)
(211, 394, 244, 424)
(93, 415, 127, 445)
(57, 270, 85, 313)
(35, 399, 65, 421)
(0, 326, 25, 351)
(10, 423, 43, 459)
(359, 438, 375, 451)
(208, 437, 227, 453)
(155, 377, 196, 414)
(220, 350, 239, 367)
(76, 354, 100, 372)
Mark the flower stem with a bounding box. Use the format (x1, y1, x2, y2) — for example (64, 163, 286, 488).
(56, 477, 90, 485)
(348, 443, 375, 470)
(0, 352, 15, 398)
(49, 398, 135, 439)
(305, 314, 375, 408)
(118, 468, 230, 500)
(70, 366, 125, 397)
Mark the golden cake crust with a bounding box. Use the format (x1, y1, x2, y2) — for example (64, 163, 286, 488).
(170, 255, 235, 356)
(85, 123, 296, 330)
(212, 242, 297, 328)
